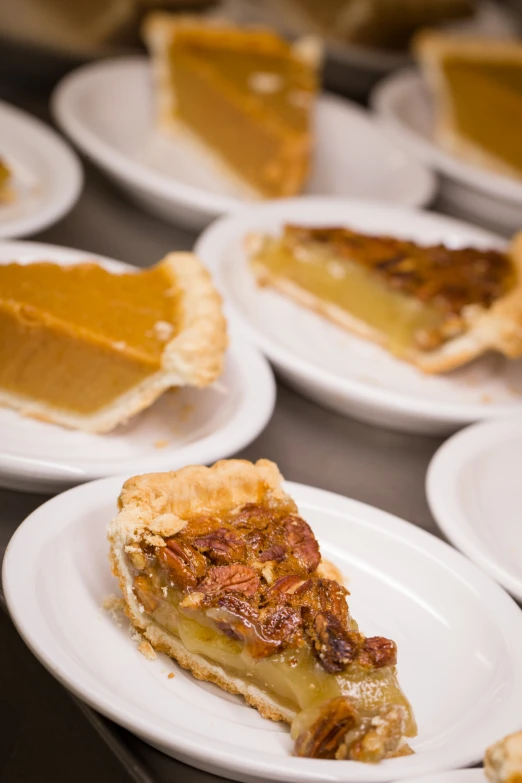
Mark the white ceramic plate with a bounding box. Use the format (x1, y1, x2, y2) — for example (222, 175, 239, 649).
(396, 771, 485, 783)
(195, 197, 522, 435)
(5, 478, 522, 782)
(427, 417, 522, 603)
(51, 57, 435, 231)
(0, 241, 275, 493)
(371, 70, 522, 234)
(0, 99, 82, 239)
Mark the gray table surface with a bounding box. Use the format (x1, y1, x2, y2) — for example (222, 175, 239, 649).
(0, 91, 506, 781)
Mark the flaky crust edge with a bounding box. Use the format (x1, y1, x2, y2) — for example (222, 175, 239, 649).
(0, 252, 227, 433)
(108, 459, 299, 723)
(249, 232, 522, 374)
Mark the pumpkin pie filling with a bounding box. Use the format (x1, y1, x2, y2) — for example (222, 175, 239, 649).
(248, 224, 515, 356)
(441, 59, 522, 176)
(126, 500, 416, 760)
(0, 261, 180, 415)
(144, 16, 320, 198)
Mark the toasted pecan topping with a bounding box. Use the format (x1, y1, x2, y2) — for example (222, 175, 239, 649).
(294, 697, 359, 759)
(193, 528, 246, 563)
(284, 515, 321, 572)
(336, 705, 408, 762)
(198, 565, 260, 597)
(306, 611, 360, 673)
(359, 637, 397, 669)
(127, 502, 398, 674)
(284, 224, 514, 316)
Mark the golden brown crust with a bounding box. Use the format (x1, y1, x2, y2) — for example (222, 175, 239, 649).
(415, 32, 522, 182)
(485, 731, 522, 783)
(250, 230, 522, 374)
(0, 252, 227, 433)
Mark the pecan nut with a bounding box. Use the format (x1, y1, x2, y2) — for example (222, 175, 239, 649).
(193, 528, 246, 563)
(283, 516, 321, 572)
(159, 539, 206, 589)
(306, 611, 360, 673)
(198, 565, 260, 597)
(294, 697, 359, 759)
(358, 637, 397, 669)
(337, 705, 408, 762)
(269, 575, 312, 597)
(258, 544, 286, 562)
(133, 575, 159, 614)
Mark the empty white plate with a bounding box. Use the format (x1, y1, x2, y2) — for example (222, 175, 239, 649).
(51, 57, 435, 231)
(372, 70, 522, 234)
(0, 99, 82, 239)
(427, 417, 522, 603)
(195, 197, 522, 435)
(0, 241, 275, 493)
(4, 478, 522, 782)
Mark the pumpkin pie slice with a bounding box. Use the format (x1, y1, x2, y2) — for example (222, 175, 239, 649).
(416, 33, 522, 180)
(143, 13, 321, 198)
(0, 253, 226, 432)
(108, 458, 416, 760)
(247, 224, 522, 373)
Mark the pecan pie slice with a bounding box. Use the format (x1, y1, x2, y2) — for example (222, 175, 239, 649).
(248, 224, 522, 373)
(108, 459, 416, 761)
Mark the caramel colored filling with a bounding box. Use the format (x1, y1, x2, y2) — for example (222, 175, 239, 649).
(168, 31, 316, 196)
(249, 225, 514, 355)
(0, 261, 180, 414)
(443, 59, 522, 176)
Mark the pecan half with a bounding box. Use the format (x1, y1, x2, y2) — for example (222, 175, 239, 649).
(258, 544, 286, 562)
(358, 637, 397, 669)
(283, 516, 321, 572)
(193, 528, 246, 563)
(269, 575, 312, 597)
(294, 697, 359, 759)
(231, 503, 274, 531)
(261, 605, 302, 644)
(159, 539, 206, 589)
(198, 565, 260, 597)
(133, 575, 159, 614)
(306, 611, 360, 673)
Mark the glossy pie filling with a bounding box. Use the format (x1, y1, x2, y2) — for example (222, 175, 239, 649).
(249, 225, 514, 355)
(127, 500, 416, 760)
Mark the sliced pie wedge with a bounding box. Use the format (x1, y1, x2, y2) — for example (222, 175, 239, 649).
(143, 13, 321, 198)
(0, 253, 226, 432)
(485, 730, 522, 783)
(108, 458, 416, 761)
(247, 224, 522, 373)
(415, 32, 522, 181)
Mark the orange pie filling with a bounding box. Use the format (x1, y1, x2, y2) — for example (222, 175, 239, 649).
(0, 261, 181, 414)
(248, 224, 515, 356)
(127, 501, 416, 760)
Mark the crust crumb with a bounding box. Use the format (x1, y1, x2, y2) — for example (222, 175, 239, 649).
(168, 672, 175, 679)
(154, 439, 169, 449)
(102, 594, 125, 627)
(148, 512, 187, 537)
(138, 639, 157, 660)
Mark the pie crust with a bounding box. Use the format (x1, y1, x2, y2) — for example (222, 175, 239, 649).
(485, 731, 522, 783)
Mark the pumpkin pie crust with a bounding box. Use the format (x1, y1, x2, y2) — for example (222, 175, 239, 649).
(143, 13, 321, 199)
(108, 458, 416, 761)
(0, 253, 226, 432)
(248, 224, 522, 373)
